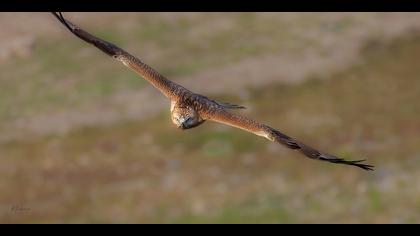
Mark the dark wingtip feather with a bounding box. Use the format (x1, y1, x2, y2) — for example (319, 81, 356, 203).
(320, 157, 374, 171)
(267, 126, 375, 171)
(51, 12, 121, 57)
(51, 12, 74, 33)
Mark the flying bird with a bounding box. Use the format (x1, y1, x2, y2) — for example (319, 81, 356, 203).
(52, 12, 374, 171)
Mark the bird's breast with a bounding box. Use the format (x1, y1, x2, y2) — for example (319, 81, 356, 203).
(170, 100, 177, 113)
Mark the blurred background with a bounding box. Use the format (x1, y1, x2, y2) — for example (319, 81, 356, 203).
(1, 12, 420, 223)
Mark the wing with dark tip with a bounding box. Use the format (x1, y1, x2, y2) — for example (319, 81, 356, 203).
(205, 109, 374, 171)
(52, 12, 374, 171)
(51, 12, 188, 100)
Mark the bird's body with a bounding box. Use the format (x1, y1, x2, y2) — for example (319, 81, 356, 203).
(52, 12, 374, 171)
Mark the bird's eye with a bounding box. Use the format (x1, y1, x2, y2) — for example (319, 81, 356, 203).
(112, 55, 119, 60)
(185, 117, 193, 124)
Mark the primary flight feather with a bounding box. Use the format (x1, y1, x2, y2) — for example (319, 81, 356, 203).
(52, 12, 374, 171)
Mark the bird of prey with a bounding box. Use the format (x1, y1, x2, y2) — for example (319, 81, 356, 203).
(52, 12, 374, 171)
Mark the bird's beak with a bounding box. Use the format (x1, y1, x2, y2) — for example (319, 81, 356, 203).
(176, 117, 187, 130)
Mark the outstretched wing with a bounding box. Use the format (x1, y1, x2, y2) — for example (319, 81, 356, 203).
(52, 12, 188, 100)
(204, 109, 374, 171)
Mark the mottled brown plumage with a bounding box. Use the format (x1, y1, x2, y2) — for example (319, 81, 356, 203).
(52, 12, 374, 171)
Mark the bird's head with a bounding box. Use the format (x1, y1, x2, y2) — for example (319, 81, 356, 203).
(171, 104, 204, 130)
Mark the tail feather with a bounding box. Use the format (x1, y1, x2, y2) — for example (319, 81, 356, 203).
(218, 102, 246, 109)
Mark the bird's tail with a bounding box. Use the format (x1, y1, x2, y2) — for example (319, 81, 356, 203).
(217, 101, 246, 109)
